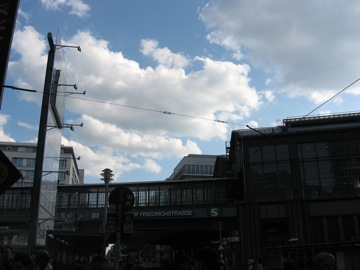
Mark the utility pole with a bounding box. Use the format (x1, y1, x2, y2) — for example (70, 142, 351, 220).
(29, 33, 56, 250)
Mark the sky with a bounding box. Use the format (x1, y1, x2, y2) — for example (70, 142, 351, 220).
(2, 0, 360, 184)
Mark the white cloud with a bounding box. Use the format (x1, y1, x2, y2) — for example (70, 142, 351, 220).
(9, 26, 47, 105)
(69, 114, 202, 159)
(200, 0, 360, 103)
(9, 27, 262, 181)
(262, 90, 275, 102)
(17, 121, 38, 131)
(59, 30, 260, 140)
(143, 159, 162, 174)
(140, 39, 190, 68)
(61, 137, 142, 183)
(0, 115, 16, 142)
(41, 0, 90, 17)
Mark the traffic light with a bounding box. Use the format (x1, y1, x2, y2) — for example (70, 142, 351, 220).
(107, 187, 135, 244)
(107, 212, 134, 244)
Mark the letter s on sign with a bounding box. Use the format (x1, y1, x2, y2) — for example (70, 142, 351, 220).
(209, 208, 219, 217)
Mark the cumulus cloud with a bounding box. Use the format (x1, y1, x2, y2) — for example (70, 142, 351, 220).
(9, 26, 261, 181)
(140, 39, 190, 68)
(9, 26, 47, 105)
(143, 159, 162, 174)
(59, 30, 260, 140)
(200, 0, 360, 103)
(61, 137, 142, 182)
(0, 115, 16, 142)
(41, 0, 90, 17)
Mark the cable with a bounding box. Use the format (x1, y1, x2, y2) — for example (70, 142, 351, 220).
(303, 77, 360, 118)
(33, 90, 247, 128)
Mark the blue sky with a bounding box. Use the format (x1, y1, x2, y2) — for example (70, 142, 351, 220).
(2, 0, 360, 184)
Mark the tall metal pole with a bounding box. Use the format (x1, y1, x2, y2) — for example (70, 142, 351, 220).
(115, 203, 122, 270)
(100, 168, 114, 255)
(29, 33, 55, 250)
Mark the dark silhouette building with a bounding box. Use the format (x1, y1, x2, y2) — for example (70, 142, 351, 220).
(227, 112, 360, 269)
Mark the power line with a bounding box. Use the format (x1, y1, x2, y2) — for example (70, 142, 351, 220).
(33, 90, 247, 128)
(303, 77, 360, 118)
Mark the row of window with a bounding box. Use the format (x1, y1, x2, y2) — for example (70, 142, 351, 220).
(173, 164, 215, 179)
(57, 183, 228, 209)
(0, 189, 31, 209)
(245, 139, 360, 201)
(12, 158, 36, 167)
(0, 145, 36, 153)
(261, 214, 360, 248)
(11, 158, 67, 168)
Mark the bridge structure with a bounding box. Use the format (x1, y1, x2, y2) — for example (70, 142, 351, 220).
(0, 177, 242, 267)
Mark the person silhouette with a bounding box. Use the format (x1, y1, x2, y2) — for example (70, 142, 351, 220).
(313, 252, 335, 270)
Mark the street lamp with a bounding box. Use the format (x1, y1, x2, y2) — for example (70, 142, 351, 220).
(100, 168, 114, 233)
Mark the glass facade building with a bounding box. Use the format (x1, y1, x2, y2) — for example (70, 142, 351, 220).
(229, 112, 360, 269)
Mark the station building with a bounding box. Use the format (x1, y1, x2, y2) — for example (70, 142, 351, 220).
(226, 112, 360, 269)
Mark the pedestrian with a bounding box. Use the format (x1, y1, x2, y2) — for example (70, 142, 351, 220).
(194, 247, 220, 270)
(173, 255, 193, 270)
(282, 258, 295, 270)
(13, 253, 35, 270)
(248, 259, 255, 270)
(89, 255, 111, 270)
(313, 252, 335, 270)
(2, 246, 14, 270)
(34, 250, 52, 270)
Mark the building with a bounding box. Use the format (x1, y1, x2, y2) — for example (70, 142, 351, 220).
(227, 112, 360, 269)
(0, 142, 84, 186)
(168, 154, 216, 180)
(0, 142, 82, 248)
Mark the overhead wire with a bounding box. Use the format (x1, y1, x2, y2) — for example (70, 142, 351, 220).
(302, 77, 360, 118)
(30, 90, 247, 128)
(23, 76, 360, 129)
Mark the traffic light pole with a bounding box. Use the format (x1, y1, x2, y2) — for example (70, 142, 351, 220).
(114, 203, 122, 270)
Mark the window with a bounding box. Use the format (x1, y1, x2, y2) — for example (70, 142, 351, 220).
(26, 158, 36, 167)
(248, 144, 291, 201)
(312, 217, 325, 243)
(89, 193, 99, 208)
(343, 216, 356, 241)
(58, 172, 66, 181)
(24, 170, 34, 179)
(327, 217, 340, 242)
(17, 147, 26, 152)
(298, 142, 333, 195)
(12, 158, 23, 166)
(59, 159, 67, 169)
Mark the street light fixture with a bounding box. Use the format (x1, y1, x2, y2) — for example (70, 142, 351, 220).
(52, 83, 78, 90)
(56, 45, 81, 52)
(63, 90, 86, 96)
(42, 170, 70, 177)
(47, 123, 83, 131)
